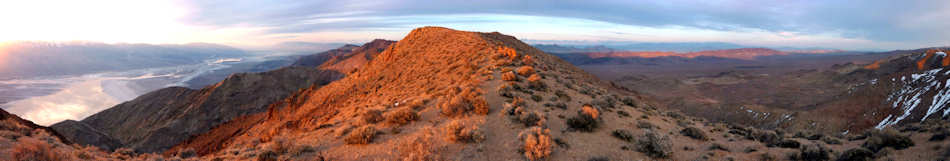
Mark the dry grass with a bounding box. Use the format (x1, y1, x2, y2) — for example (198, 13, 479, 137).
(443, 120, 484, 143)
(502, 71, 518, 81)
(344, 126, 377, 145)
(385, 107, 419, 125)
(519, 127, 553, 161)
(517, 66, 535, 76)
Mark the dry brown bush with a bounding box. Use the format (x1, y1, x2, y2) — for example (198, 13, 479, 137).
(11, 137, 70, 161)
(344, 126, 377, 145)
(502, 71, 518, 81)
(443, 120, 484, 143)
(518, 127, 553, 161)
(517, 66, 535, 76)
(526, 74, 546, 91)
(385, 107, 419, 125)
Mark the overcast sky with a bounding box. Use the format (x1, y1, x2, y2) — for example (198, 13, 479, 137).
(1, 0, 948, 51)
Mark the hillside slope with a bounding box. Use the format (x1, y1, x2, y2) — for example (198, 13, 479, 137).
(166, 27, 950, 161)
(50, 41, 394, 153)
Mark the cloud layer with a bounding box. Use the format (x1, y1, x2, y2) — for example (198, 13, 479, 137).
(173, 0, 950, 50)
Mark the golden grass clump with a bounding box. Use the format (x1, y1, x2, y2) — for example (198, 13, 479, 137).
(385, 107, 419, 125)
(516, 66, 535, 76)
(344, 126, 377, 145)
(518, 127, 553, 161)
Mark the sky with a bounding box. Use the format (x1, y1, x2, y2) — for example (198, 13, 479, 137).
(1, 0, 949, 51)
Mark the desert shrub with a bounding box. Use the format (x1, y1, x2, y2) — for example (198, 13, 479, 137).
(288, 144, 316, 157)
(554, 90, 571, 102)
(621, 97, 636, 107)
(385, 107, 419, 125)
(567, 105, 600, 132)
(581, 105, 599, 119)
(443, 120, 484, 143)
(760, 153, 777, 161)
(680, 127, 708, 140)
(776, 139, 801, 148)
(519, 127, 553, 161)
(517, 66, 535, 76)
(440, 91, 489, 117)
(527, 74, 547, 91)
(523, 55, 534, 65)
(399, 130, 437, 161)
(821, 136, 842, 145)
(177, 148, 196, 158)
(530, 94, 543, 102)
(612, 129, 634, 142)
(114, 147, 135, 157)
(502, 71, 518, 81)
(257, 149, 278, 161)
(862, 128, 914, 152)
(498, 47, 519, 61)
(798, 144, 830, 161)
(592, 96, 617, 109)
(11, 137, 70, 161)
(516, 111, 545, 127)
(637, 121, 655, 129)
(543, 102, 567, 110)
(930, 130, 950, 141)
(708, 143, 730, 152)
(636, 131, 673, 158)
(837, 148, 873, 161)
(361, 109, 384, 124)
(752, 130, 783, 147)
(344, 126, 377, 145)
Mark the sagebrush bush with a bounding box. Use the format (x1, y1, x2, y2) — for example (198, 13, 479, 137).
(443, 120, 484, 143)
(177, 148, 196, 158)
(612, 129, 634, 142)
(440, 88, 489, 117)
(344, 126, 377, 145)
(567, 105, 600, 132)
(519, 127, 553, 161)
(581, 105, 599, 119)
(636, 131, 673, 158)
(517, 66, 535, 76)
(862, 128, 914, 152)
(523, 55, 534, 65)
(527, 74, 547, 91)
(680, 127, 708, 140)
(502, 71, 518, 81)
(385, 107, 419, 125)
